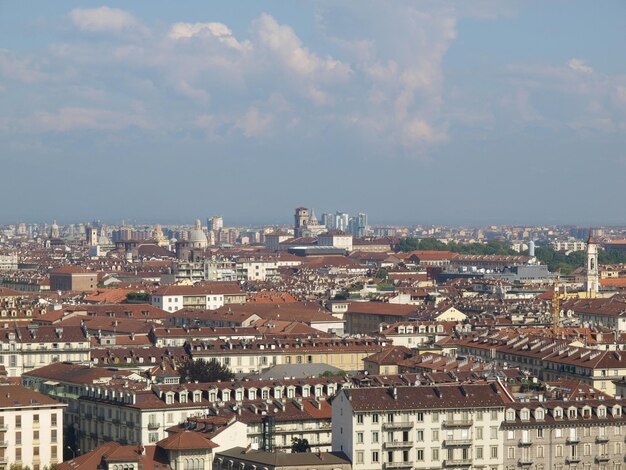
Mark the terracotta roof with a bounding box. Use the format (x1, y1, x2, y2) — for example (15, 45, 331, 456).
(157, 430, 217, 450)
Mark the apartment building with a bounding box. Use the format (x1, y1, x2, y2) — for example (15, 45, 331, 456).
(188, 337, 384, 374)
(457, 333, 626, 396)
(0, 324, 90, 377)
(502, 397, 626, 470)
(332, 383, 512, 470)
(0, 384, 66, 470)
(151, 282, 246, 312)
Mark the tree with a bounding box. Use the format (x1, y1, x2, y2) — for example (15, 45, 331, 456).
(177, 358, 234, 383)
(291, 437, 311, 453)
(375, 268, 389, 280)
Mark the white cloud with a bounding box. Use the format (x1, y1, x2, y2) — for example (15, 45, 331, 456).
(69, 7, 140, 33)
(252, 14, 351, 82)
(401, 118, 447, 145)
(568, 58, 593, 74)
(168, 22, 251, 51)
(235, 106, 273, 138)
(0, 49, 46, 82)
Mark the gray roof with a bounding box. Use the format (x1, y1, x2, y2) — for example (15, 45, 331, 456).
(215, 447, 350, 467)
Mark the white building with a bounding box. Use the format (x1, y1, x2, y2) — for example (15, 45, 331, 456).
(151, 283, 246, 312)
(0, 384, 65, 469)
(318, 231, 353, 251)
(332, 383, 510, 470)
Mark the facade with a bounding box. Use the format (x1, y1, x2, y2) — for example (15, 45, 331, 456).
(0, 324, 90, 377)
(49, 266, 98, 292)
(151, 283, 246, 312)
(0, 384, 66, 469)
(214, 447, 352, 470)
(502, 398, 626, 470)
(332, 384, 511, 470)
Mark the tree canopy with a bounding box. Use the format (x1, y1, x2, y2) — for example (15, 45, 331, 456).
(291, 437, 311, 453)
(177, 358, 234, 383)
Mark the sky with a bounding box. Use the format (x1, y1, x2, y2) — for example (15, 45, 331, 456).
(1, 1, 626, 226)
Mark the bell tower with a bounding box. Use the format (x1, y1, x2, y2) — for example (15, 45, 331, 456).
(586, 232, 599, 297)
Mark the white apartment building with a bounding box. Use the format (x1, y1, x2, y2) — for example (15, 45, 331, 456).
(0, 384, 65, 470)
(0, 324, 90, 377)
(332, 383, 511, 470)
(151, 283, 246, 312)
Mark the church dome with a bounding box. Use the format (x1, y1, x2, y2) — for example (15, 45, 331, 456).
(189, 218, 208, 247)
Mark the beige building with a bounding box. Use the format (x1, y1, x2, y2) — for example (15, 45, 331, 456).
(332, 383, 511, 470)
(502, 398, 626, 470)
(49, 266, 97, 292)
(0, 384, 65, 470)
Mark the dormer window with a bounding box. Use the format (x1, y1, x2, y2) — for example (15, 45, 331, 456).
(598, 406, 606, 417)
(506, 410, 515, 421)
(568, 408, 577, 419)
(613, 405, 622, 417)
(554, 408, 563, 419)
(520, 410, 530, 421)
(535, 409, 544, 420)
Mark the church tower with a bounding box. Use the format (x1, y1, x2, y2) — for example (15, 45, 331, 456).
(586, 233, 599, 296)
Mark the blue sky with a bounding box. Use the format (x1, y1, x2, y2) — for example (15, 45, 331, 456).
(1, 1, 625, 226)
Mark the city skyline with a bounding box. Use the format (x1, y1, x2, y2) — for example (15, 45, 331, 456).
(2, 1, 626, 224)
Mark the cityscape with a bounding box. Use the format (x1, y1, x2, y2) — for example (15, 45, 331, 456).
(2, 2, 626, 470)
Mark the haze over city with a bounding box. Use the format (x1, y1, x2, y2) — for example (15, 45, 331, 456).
(2, 1, 626, 225)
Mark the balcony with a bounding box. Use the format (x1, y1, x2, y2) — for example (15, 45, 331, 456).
(443, 459, 472, 467)
(565, 456, 581, 464)
(126, 421, 135, 428)
(596, 435, 610, 443)
(566, 437, 580, 444)
(84, 413, 93, 420)
(0, 457, 7, 464)
(112, 418, 121, 425)
(442, 419, 473, 428)
(443, 439, 472, 447)
(596, 454, 610, 462)
(0, 424, 7, 431)
(382, 421, 413, 430)
(384, 441, 413, 449)
(96, 415, 105, 423)
(147, 422, 160, 430)
(0, 440, 7, 447)
(518, 439, 533, 447)
(517, 458, 533, 466)
(384, 462, 413, 469)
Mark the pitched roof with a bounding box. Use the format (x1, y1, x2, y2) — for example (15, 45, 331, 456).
(157, 430, 217, 450)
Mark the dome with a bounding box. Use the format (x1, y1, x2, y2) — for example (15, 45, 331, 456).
(189, 218, 208, 247)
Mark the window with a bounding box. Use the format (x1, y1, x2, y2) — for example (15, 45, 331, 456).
(372, 451, 379, 463)
(416, 449, 424, 461)
(476, 447, 483, 459)
(432, 430, 439, 441)
(490, 426, 498, 439)
(508, 447, 515, 459)
(357, 432, 364, 444)
(537, 428, 544, 439)
(432, 448, 439, 460)
(490, 446, 498, 458)
(432, 412, 439, 423)
(356, 451, 363, 464)
(417, 430, 424, 441)
(476, 427, 483, 439)
(372, 414, 379, 423)
(16, 416, 21, 428)
(357, 414, 364, 424)
(477, 410, 483, 421)
(16, 431, 21, 445)
(556, 445, 563, 457)
(372, 432, 379, 443)
(33, 414, 39, 424)
(416, 412, 424, 422)
(149, 432, 159, 443)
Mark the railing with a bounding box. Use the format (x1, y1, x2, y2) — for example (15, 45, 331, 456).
(112, 418, 121, 425)
(595, 454, 610, 462)
(384, 441, 413, 449)
(443, 459, 472, 467)
(126, 421, 135, 428)
(442, 419, 473, 427)
(384, 462, 413, 469)
(566, 437, 580, 444)
(382, 421, 413, 430)
(596, 435, 609, 443)
(147, 422, 160, 430)
(518, 439, 533, 446)
(0, 440, 8, 447)
(565, 456, 581, 464)
(443, 439, 472, 447)
(0, 424, 7, 431)
(517, 458, 533, 466)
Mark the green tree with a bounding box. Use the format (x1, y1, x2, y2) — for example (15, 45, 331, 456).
(375, 268, 389, 280)
(291, 437, 311, 453)
(177, 358, 234, 383)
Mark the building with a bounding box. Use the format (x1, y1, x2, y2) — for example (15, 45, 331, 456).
(0, 254, 18, 272)
(332, 383, 511, 470)
(586, 234, 599, 296)
(502, 396, 626, 470)
(214, 447, 352, 470)
(0, 384, 66, 469)
(151, 282, 246, 312)
(318, 231, 353, 251)
(294, 208, 310, 238)
(49, 266, 98, 292)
